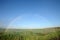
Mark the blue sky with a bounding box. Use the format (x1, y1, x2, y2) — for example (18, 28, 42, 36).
(0, 0, 60, 29)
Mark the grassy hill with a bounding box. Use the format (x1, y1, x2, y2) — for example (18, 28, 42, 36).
(0, 27, 60, 40)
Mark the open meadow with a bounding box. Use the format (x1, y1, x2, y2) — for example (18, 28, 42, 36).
(0, 27, 60, 40)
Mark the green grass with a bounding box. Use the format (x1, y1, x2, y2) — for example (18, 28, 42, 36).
(0, 27, 60, 40)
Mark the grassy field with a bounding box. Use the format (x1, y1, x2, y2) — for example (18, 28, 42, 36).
(0, 27, 60, 40)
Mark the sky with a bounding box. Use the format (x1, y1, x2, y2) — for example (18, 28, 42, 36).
(0, 0, 60, 29)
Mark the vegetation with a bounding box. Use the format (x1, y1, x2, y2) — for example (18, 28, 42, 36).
(0, 27, 60, 40)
